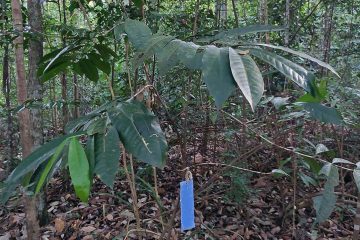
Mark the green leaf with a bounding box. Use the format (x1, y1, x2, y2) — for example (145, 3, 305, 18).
(254, 43, 340, 78)
(124, 18, 152, 51)
(299, 103, 343, 125)
(229, 47, 264, 111)
(133, 34, 174, 68)
(86, 135, 95, 177)
(109, 101, 167, 168)
(214, 25, 285, 40)
(132, 0, 143, 8)
(315, 144, 329, 155)
(94, 126, 121, 188)
(271, 169, 289, 177)
(176, 42, 202, 70)
(35, 139, 68, 194)
(94, 44, 118, 60)
(157, 39, 183, 75)
(68, 138, 91, 202)
(249, 48, 315, 93)
(313, 164, 339, 224)
(79, 59, 99, 82)
(299, 172, 317, 187)
(332, 158, 354, 165)
(353, 168, 360, 192)
(65, 113, 100, 134)
(85, 117, 107, 135)
(271, 97, 290, 110)
(202, 46, 237, 108)
(88, 52, 111, 75)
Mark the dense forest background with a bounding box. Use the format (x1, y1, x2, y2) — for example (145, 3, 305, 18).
(0, 0, 360, 239)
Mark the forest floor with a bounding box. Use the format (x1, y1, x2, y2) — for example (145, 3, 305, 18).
(0, 119, 357, 240)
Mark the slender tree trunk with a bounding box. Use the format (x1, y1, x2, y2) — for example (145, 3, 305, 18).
(285, 0, 291, 46)
(231, 0, 239, 27)
(73, 74, 80, 119)
(259, 0, 270, 44)
(11, 0, 41, 238)
(321, 2, 335, 75)
(11, 0, 32, 158)
(2, 45, 15, 172)
(61, 0, 69, 126)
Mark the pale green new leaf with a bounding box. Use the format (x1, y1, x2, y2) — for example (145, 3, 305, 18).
(254, 43, 340, 78)
(332, 158, 354, 165)
(68, 138, 91, 202)
(202, 46, 237, 108)
(229, 47, 264, 111)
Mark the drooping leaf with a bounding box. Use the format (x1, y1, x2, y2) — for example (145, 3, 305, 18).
(35, 139, 68, 194)
(94, 44, 118, 60)
(254, 43, 340, 78)
(39, 58, 72, 82)
(332, 158, 354, 165)
(249, 48, 315, 93)
(214, 25, 285, 40)
(124, 18, 152, 51)
(271, 169, 290, 177)
(94, 126, 121, 188)
(299, 172, 317, 187)
(68, 138, 91, 202)
(85, 117, 107, 135)
(176, 42, 202, 70)
(109, 101, 167, 168)
(353, 168, 360, 192)
(229, 47, 264, 111)
(133, 34, 175, 68)
(78, 59, 99, 82)
(65, 113, 100, 134)
(157, 39, 183, 75)
(88, 52, 111, 75)
(86, 135, 96, 177)
(299, 102, 343, 125)
(202, 46, 237, 108)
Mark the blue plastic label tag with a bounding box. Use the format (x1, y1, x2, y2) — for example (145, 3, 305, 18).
(180, 179, 195, 231)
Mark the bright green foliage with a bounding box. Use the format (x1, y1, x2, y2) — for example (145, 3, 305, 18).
(68, 138, 91, 202)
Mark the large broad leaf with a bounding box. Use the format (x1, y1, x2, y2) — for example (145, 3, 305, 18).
(109, 101, 167, 168)
(229, 47, 264, 111)
(202, 46, 237, 108)
(175, 41, 202, 70)
(124, 18, 152, 51)
(254, 43, 340, 78)
(249, 48, 315, 93)
(214, 25, 285, 40)
(93, 126, 121, 188)
(39, 57, 73, 83)
(68, 138, 91, 202)
(353, 167, 360, 192)
(133, 34, 175, 68)
(78, 59, 99, 82)
(88, 52, 111, 75)
(157, 39, 183, 75)
(313, 163, 339, 224)
(299, 102, 343, 125)
(65, 113, 100, 134)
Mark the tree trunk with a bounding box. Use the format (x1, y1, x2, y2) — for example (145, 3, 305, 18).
(321, 2, 335, 75)
(2, 44, 15, 172)
(27, 0, 44, 148)
(231, 0, 239, 28)
(11, 0, 32, 158)
(285, 0, 291, 46)
(73, 74, 80, 119)
(259, 0, 270, 44)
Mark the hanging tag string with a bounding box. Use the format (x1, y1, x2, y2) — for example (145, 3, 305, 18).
(185, 167, 193, 181)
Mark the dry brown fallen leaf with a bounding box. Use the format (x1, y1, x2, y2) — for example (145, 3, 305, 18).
(80, 226, 96, 233)
(54, 218, 65, 233)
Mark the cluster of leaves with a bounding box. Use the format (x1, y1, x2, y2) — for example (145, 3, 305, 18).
(0, 100, 167, 203)
(118, 19, 340, 114)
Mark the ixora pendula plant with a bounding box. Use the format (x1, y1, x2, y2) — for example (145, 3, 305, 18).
(1, 19, 355, 226)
